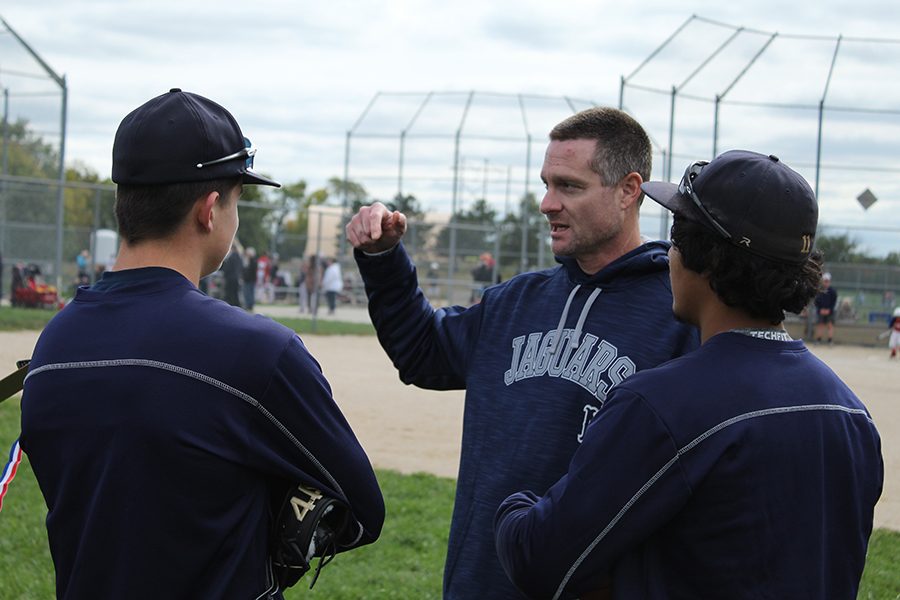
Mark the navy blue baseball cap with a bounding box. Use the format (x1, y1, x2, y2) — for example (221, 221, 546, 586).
(641, 150, 818, 264)
(112, 88, 280, 187)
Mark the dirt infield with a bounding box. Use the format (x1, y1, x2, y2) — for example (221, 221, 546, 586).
(2, 329, 896, 530)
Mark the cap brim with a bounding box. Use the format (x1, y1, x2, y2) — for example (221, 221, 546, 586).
(242, 168, 281, 187)
(641, 181, 691, 215)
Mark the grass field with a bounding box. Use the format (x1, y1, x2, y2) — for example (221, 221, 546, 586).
(0, 306, 59, 332)
(0, 305, 375, 336)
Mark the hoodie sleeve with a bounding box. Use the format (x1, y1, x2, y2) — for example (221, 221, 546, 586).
(252, 335, 386, 550)
(494, 389, 692, 599)
(354, 243, 482, 390)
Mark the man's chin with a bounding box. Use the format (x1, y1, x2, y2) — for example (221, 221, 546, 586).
(550, 242, 571, 257)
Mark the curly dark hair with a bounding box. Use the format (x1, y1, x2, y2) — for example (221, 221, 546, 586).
(670, 216, 823, 324)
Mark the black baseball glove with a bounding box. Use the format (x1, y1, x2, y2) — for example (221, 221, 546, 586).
(271, 483, 352, 590)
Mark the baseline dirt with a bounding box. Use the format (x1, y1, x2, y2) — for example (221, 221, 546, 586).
(3, 330, 896, 530)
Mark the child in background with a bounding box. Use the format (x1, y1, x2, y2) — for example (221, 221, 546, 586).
(889, 307, 900, 359)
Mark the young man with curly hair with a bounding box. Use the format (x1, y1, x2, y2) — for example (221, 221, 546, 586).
(495, 150, 884, 600)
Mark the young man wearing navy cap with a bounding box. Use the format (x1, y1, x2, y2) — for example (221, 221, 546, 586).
(495, 150, 883, 599)
(21, 89, 384, 599)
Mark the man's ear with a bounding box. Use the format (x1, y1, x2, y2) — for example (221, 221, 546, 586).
(619, 172, 643, 209)
(196, 191, 220, 233)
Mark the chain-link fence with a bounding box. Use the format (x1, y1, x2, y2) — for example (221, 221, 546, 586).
(3, 175, 898, 331)
(0, 175, 559, 308)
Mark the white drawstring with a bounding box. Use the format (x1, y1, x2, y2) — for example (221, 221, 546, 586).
(549, 285, 581, 356)
(570, 288, 602, 350)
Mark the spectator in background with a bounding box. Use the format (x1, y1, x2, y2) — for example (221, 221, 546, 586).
(470, 252, 495, 304)
(888, 306, 900, 359)
(306, 254, 322, 314)
(426, 261, 440, 298)
(297, 256, 310, 313)
(222, 245, 243, 307)
(242, 247, 257, 311)
(814, 272, 838, 344)
(76, 250, 90, 283)
(322, 257, 343, 315)
(257, 251, 272, 304)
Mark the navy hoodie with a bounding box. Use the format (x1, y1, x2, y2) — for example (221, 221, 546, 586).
(355, 241, 699, 599)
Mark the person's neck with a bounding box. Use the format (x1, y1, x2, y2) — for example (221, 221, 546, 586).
(575, 229, 643, 276)
(698, 308, 784, 345)
(113, 238, 203, 287)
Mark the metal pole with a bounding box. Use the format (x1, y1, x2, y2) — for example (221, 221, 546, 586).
(448, 91, 475, 299)
(622, 15, 695, 84)
(311, 212, 323, 332)
(1, 89, 7, 259)
(398, 130, 406, 198)
(815, 100, 824, 199)
(449, 131, 462, 289)
(339, 130, 351, 257)
(2, 89, 8, 177)
(55, 78, 67, 291)
(618, 75, 625, 110)
(714, 32, 778, 160)
(338, 91, 379, 257)
(399, 92, 432, 201)
(91, 189, 101, 284)
(521, 135, 532, 273)
(816, 35, 843, 199)
(661, 86, 676, 240)
(492, 223, 501, 284)
(713, 95, 720, 157)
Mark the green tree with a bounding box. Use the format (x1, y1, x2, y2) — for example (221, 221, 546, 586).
(2, 117, 59, 179)
(267, 180, 306, 259)
(815, 233, 870, 264)
(2, 118, 64, 226)
(499, 192, 547, 273)
(436, 198, 497, 259)
(235, 184, 275, 253)
(329, 176, 368, 210)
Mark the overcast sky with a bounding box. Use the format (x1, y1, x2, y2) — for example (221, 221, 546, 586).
(2, 1, 899, 255)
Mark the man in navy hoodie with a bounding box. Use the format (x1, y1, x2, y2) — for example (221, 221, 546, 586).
(346, 107, 698, 598)
(21, 89, 384, 599)
(495, 151, 883, 599)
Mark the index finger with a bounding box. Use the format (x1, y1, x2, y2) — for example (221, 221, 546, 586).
(366, 203, 390, 241)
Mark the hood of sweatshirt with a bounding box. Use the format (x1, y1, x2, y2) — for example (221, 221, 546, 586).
(548, 240, 673, 355)
(555, 239, 672, 288)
